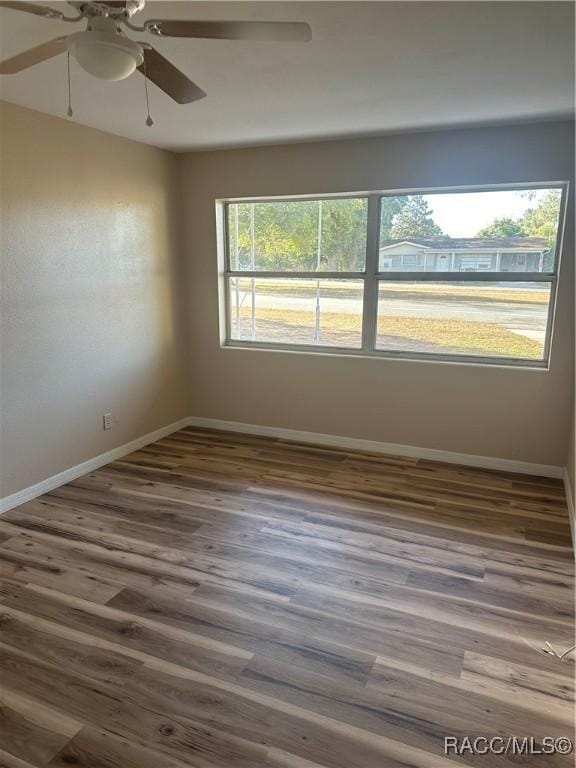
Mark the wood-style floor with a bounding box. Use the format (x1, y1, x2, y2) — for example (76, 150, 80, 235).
(0, 427, 574, 768)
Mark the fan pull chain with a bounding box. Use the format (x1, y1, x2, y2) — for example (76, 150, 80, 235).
(66, 52, 73, 117)
(143, 54, 154, 127)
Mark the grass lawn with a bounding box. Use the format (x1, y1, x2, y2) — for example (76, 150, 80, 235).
(234, 307, 543, 358)
(380, 283, 550, 305)
(378, 315, 541, 357)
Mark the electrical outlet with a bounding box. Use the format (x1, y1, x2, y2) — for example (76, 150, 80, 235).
(103, 412, 112, 431)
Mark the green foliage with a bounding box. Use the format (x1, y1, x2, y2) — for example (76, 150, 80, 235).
(228, 198, 368, 271)
(519, 190, 561, 247)
(320, 198, 368, 271)
(475, 190, 561, 270)
(388, 196, 444, 239)
(476, 217, 526, 238)
(379, 197, 409, 239)
(476, 191, 561, 244)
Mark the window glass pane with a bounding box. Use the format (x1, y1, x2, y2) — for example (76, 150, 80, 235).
(228, 278, 363, 348)
(228, 198, 368, 272)
(376, 282, 552, 360)
(379, 189, 562, 273)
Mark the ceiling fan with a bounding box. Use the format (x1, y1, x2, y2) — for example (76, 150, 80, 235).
(0, 1, 312, 104)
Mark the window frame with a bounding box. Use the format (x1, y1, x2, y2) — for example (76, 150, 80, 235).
(220, 182, 568, 369)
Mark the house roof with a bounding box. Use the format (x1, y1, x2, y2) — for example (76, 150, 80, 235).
(379, 236, 549, 252)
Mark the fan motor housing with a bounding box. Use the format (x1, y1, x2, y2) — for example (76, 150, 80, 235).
(67, 1, 146, 19)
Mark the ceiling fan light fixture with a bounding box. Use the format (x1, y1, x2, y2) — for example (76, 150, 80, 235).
(0, 1, 312, 103)
(66, 25, 143, 81)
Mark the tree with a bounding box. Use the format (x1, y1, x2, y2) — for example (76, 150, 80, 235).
(388, 196, 444, 239)
(379, 197, 409, 239)
(319, 198, 368, 271)
(519, 190, 561, 248)
(473, 190, 561, 271)
(476, 192, 561, 246)
(519, 190, 562, 271)
(229, 201, 317, 271)
(228, 198, 368, 272)
(476, 217, 526, 238)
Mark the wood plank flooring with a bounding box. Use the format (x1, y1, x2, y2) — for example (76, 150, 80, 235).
(0, 426, 574, 767)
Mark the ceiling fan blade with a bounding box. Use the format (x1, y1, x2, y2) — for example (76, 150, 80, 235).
(143, 20, 312, 43)
(137, 46, 206, 104)
(0, 36, 66, 73)
(0, 1, 65, 19)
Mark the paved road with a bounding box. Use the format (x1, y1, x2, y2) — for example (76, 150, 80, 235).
(237, 290, 549, 343)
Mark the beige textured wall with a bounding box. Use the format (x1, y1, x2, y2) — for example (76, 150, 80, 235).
(0, 102, 188, 497)
(181, 120, 575, 467)
(568, 406, 575, 525)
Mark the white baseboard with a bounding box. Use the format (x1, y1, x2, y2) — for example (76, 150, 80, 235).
(185, 416, 564, 479)
(0, 415, 565, 515)
(563, 467, 575, 549)
(0, 418, 190, 514)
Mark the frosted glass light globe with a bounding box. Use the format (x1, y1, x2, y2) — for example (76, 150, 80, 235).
(74, 42, 139, 80)
(66, 24, 144, 82)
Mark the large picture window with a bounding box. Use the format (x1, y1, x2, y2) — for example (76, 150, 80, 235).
(222, 185, 566, 366)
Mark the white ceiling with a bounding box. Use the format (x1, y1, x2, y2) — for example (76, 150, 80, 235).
(0, 1, 574, 151)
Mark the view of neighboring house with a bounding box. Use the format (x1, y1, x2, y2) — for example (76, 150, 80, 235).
(379, 236, 550, 272)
